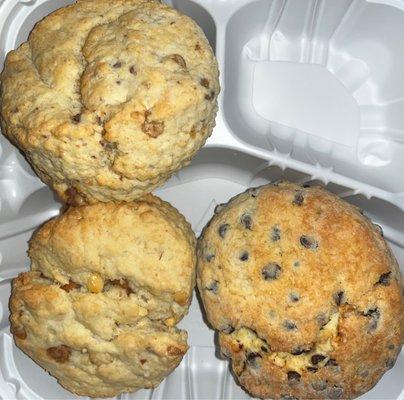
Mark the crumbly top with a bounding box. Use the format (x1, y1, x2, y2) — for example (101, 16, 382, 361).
(0, 0, 219, 203)
(197, 182, 403, 399)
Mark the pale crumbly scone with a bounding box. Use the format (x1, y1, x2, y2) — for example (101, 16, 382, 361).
(9, 195, 196, 398)
(197, 182, 403, 400)
(0, 0, 219, 204)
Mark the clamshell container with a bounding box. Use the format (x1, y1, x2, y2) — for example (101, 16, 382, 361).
(0, 0, 403, 398)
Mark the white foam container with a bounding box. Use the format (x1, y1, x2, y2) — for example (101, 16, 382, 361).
(0, 0, 404, 398)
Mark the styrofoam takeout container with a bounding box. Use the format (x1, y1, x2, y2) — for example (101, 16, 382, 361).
(0, 0, 403, 398)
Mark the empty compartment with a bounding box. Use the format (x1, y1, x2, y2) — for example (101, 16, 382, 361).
(223, 0, 404, 193)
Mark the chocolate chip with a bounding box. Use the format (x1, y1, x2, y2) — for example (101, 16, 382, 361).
(240, 214, 252, 230)
(206, 280, 219, 294)
(271, 226, 281, 242)
(386, 358, 396, 369)
(239, 251, 249, 261)
(246, 352, 262, 369)
(307, 366, 318, 373)
(195, 43, 201, 51)
(291, 346, 309, 355)
(287, 371, 301, 383)
(293, 261, 300, 268)
(220, 325, 235, 334)
(100, 140, 118, 151)
(312, 380, 327, 391)
(334, 291, 345, 306)
(328, 386, 343, 399)
(280, 395, 298, 400)
(206, 253, 215, 262)
(262, 263, 282, 280)
(325, 358, 339, 368)
(129, 65, 137, 75)
(374, 223, 384, 236)
(96, 116, 103, 125)
(358, 369, 369, 378)
(218, 224, 230, 238)
(113, 61, 122, 68)
(200, 78, 210, 88)
(311, 354, 326, 365)
(140, 359, 147, 365)
(292, 192, 304, 206)
(204, 90, 215, 101)
(61, 280, 81, 292)
(261, 346, 268, 353)
(378, 272, 391, 286)
(283, 320, 297, 331)
(47, 345, 71, 363)
(364, 307, 380, 332)
(316, 313, 328, 328)
(71, 113, 81, 124)
(300, 235, 318, 250)
(388, 344, 395, 350)
(247, 187, 260, 197)
(289, 292, 300, 302)
(116, 80, 122, 85)
(168, 54, 187, 68)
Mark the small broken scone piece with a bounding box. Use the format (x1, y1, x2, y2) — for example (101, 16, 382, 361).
(10, 195, 196, 398)
(197, 182, 403, 399)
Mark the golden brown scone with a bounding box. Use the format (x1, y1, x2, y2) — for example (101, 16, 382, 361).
(0, 0, 219, 204)
(9, 195, 196, 397)
(197, 182, 403, 400)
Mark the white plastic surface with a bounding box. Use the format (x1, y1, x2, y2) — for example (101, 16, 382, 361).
(0, 0, 404, 399)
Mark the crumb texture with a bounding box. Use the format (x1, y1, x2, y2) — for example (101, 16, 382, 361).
(0, 0, 219, 204)
(10, 195, 196, 397)
(197, 182, 403, 399)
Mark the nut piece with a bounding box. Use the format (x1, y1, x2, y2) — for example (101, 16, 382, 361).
(167, 345, 185, 356)
(61, 280, 81, 292)
(11, 325, 27, 340)
(47, 345, 71, 363)
(165, 317, 176, 327)
(167, 54, 187, 69)
(87, 273, 104, 293)
(142, 119, 165, 138)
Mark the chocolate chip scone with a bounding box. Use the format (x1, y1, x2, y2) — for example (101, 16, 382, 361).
(197, 182, 403, 400)
(0, 0, 219, 204)
(9, 195, 196, 398)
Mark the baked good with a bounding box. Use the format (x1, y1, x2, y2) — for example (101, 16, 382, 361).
(197, 182, 403, 399)
(9, 195, 196, 397)
(0, 0, 219, 204)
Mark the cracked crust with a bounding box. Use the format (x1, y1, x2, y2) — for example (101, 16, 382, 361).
(0, 0, 219, 204)
(9, 195, 196, 397)
(197, 182, 403, 399)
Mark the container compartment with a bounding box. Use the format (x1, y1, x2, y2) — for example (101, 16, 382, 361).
(223, 0, 404, 193)
(0, 0, 403, 398)
(1, 147, 403, 399)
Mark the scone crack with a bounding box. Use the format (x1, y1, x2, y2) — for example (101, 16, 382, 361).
(220, 310, 341, 378)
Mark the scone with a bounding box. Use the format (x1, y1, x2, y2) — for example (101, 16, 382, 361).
(9, 195, 196, 398)
(0, 0, 219, 204)
(197, 182, 403, 399)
